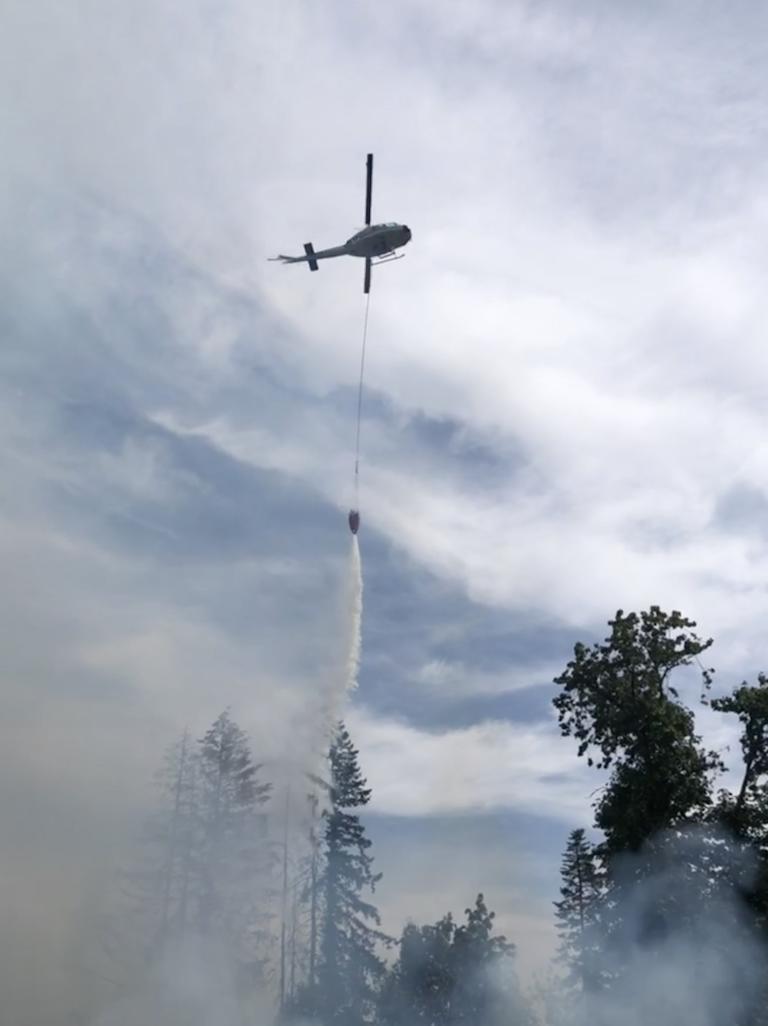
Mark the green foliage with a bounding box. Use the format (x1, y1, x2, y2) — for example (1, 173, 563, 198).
(710, 675, 768, 928)
(450, 895, 521, 1024)
(553, 829, 603, 992)
(553, 607, 720, 853)
(552, 611, 768, 1024)
(379, 915, 455, 1026)
(380, 895, 530, 1026)
(121, 612, 768, 1025)
(711, 674, 768, 834)
(312, 723, 389, 1026)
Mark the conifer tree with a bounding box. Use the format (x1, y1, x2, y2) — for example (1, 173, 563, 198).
(281, 792, 322, 1023)
(315, 722, 389, 1026)
(553, 829, 603, 993)
(185, 709, 275, 1001)
(195, 710, 271, 935)
(121, 729, 199, 964)
(307, 791, 321, 992)
(155, 728, 197, 948)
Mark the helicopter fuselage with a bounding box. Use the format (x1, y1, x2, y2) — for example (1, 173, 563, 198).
(345, 223, 411, 258)
(272, 223, 411, 267)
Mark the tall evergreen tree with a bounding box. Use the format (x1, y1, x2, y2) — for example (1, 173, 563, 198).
(119, 729, 199, 965)
(194, 714, 272, 968)
(280, 792, 322, 1024)
(315, 722, 389, 1026)
(307, 790, 322, 993)
(553, 829, 603, 993)
(155, 728, 197, 948)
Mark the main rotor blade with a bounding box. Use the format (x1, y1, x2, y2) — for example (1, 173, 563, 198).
(363, 257, 371, 294)
(365, 153, 373, 226)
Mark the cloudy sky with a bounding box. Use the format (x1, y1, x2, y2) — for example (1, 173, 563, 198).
(4, 0, 768, 1017)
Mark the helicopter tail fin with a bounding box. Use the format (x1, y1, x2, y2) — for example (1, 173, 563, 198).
(303, 243, 319, 271)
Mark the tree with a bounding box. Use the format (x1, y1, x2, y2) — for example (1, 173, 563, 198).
(306, 791, 322, 994)
(552, 607, 725, 965)
(711, 675, 768, 839)
(378, 914, 455, 1026)
(154, 728, 198, 948)
(195, 710, 272, 940)
(553, 829, 603, 993)
(553, 607, 719, 855)
(281, 791, 323, 1023)
(710, 675, 768, 937)
(117, 729, 199, 967)
(450, 894, 520, 1025)
(314, 722, 389, 1026)
(379, 895, 528, 1026)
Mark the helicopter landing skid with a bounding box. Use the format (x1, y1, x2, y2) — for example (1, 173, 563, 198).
(372, 252, 405, 266)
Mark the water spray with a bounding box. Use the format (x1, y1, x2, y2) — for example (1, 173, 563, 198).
(344, 535, 363, 695)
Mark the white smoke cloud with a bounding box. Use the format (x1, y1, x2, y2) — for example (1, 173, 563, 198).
(539, 828, 766, 1026)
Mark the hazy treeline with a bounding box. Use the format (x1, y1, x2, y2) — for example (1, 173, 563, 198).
(109, 712, 527, 1026)
(103, 607, 768, 1026)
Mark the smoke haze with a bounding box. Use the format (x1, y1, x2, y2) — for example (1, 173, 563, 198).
(5, 1, 768, 1023)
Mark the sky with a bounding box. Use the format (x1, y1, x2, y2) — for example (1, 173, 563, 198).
(4, 0, 768, 1018)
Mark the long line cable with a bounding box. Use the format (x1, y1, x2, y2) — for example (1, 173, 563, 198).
(353, 290, 372, 502)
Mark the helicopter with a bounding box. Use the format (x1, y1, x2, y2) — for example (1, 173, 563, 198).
(270, 154, 411, 293)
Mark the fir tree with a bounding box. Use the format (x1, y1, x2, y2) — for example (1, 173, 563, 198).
(315, 722, 389, 1026)
(281, 792, 322, 1023)
(155, 728, 198, 948)
(194, 710, 273, 990)
(119, 729, 199, 964)
(553, 829, 602, 993)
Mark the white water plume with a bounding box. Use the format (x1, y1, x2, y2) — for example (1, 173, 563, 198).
(343, 535, 363, 696)
(294, 534, 364, 806)
(321, 535, 363, 736)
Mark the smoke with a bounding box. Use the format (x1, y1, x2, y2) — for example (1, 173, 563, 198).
(91, 936, 269, 1026)
(538, 828, 767, 1026)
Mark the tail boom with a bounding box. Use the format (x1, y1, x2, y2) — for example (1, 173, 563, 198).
(269, 243, 351, 266)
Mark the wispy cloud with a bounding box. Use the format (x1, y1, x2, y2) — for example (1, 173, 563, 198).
(348, 705, 594, 821)
(3, 1, 768, 1015)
